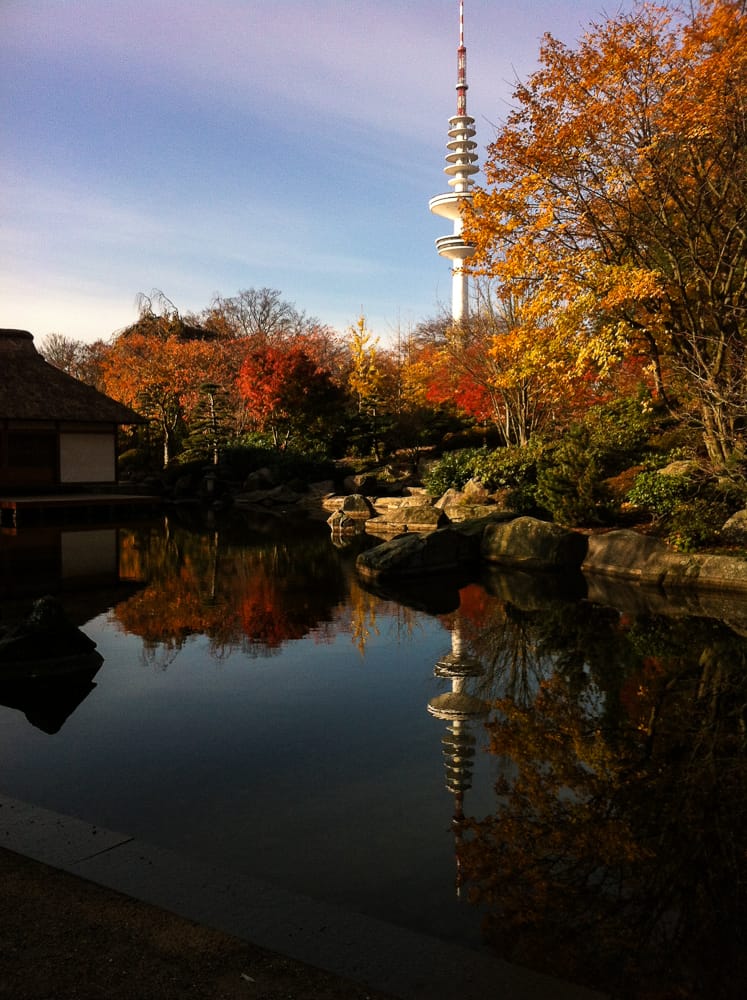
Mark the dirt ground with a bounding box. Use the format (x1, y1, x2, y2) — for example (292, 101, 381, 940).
(0, 848, 396, 1000)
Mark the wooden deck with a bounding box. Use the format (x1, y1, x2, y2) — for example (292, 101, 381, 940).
(0, 493, 163, 528)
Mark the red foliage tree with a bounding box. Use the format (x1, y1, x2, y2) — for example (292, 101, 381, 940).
(237, 344, 343, 450)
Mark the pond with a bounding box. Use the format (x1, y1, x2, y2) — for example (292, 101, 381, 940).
(1, 509, 745, 998)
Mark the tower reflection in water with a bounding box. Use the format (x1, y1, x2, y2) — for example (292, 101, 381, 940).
(427, 613, 488, 897)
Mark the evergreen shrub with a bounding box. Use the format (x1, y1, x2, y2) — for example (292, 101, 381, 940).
(424, 448, 483, 496)
(536, 426, 617, 526)
(222, 441, 335, 486)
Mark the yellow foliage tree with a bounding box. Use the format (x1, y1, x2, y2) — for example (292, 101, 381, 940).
(464, 0, 747, 468)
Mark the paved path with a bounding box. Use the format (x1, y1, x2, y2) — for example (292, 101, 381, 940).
(0, 793, 606, 1000)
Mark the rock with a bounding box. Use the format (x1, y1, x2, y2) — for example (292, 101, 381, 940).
(434, 488, 461, 510)
(340, 493, 375, 518)
(657, 460, 699, 477)
(583, 530, 687, 584)
(373, 494, 433, 511)
(674, 552, 747, 591)
(327, 510, 361, 534)
(234, 485, 301, 507)
(0, 596, 99, 673)
(462, 477, 491, 501)
(583, 529, 747, 592)
(442, 502, 499, 523)
(366, 505, 447, 534)
(307, 480, 335, 498)
(481, 516, 588, 571)
(356, 526, 481, 580)
(243, 467, 276, 490)
(435, 482, 499, 523)
(342, 473, 377, 494)
(721, 509, 747, 546)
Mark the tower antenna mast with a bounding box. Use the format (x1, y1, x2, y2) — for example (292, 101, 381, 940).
(428, 1, 479, 323)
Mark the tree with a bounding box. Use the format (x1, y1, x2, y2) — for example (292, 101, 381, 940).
(39, 333, 82, 374)
(205, 287, 314, 344)
(39, 334, 110, 390)
(236, 344, 343, 450)
(181, 382, 233, 465)
(412, 278, 603, 447)
(346, 315, 389, 459)
(102, 330, 226, 466)
(465, 0, 747, 469)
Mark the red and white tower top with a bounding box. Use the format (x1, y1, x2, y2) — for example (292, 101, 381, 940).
(457, 0, 468, 117)
(429, 1, 479, 323)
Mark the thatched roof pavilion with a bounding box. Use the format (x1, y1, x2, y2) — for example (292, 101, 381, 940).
(1, 328, 144, 491)
(0, 329, 142, 424)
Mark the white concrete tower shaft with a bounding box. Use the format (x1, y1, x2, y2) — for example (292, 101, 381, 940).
(429, 0, 479, 323)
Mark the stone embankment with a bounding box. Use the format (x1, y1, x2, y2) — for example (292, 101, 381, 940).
(355, 513, 747, 595)
(190, 462, 747, 597)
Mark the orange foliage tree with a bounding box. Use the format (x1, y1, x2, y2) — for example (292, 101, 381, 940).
(102, 326, 228, 465)
(418, 286, 593, 445)
(465, 0, 747, 468)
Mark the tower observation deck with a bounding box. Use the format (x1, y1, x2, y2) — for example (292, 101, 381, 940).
(429, 0, 479, 323)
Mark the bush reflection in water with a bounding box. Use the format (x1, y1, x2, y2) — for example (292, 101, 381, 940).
(5, 511, 744, 997)
(116, 512, 746, 997)
(449, 573, 747, 999)
(114, 513, 350, 661)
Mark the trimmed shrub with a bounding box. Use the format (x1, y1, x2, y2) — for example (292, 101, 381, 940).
(424, 444, 542, 513)
(626, 468, 744, 550)
(536, 427, 617, 526)
(424, 448, 485, 496)
(626, 470, 693, 520)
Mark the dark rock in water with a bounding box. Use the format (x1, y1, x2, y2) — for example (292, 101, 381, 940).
(0, 663, 102, 734)
(0, 596, 99, 673)
(481, 566, 587, 608)
(357, 569, 474, 615)
(356, 526, 481, 580)
(481, 516, 588, 571)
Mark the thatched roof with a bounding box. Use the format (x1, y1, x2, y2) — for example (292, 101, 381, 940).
(0, 330, 145, 425)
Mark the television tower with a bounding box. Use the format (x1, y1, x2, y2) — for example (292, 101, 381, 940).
(429, 0, 479, 323)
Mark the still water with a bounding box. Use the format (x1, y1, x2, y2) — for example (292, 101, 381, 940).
(1, 509, 746, 997)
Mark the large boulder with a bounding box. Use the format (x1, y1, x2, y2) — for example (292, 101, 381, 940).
(583, 530, 677, 583)
(481, 516, 588, 571)
(356, 526, 481, 580)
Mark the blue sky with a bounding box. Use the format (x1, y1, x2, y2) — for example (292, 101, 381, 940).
(2, 0, 618, 345)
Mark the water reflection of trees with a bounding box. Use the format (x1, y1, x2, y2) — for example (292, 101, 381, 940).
(448, 582, 747, 999)
(111, 516, 347, 660)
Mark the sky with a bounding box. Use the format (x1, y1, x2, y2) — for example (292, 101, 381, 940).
(1, 0, 623, 346)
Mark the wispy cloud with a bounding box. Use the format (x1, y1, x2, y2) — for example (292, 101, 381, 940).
(1, 0, 615, 342)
